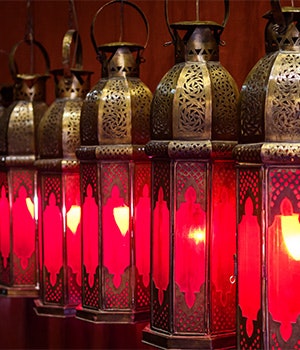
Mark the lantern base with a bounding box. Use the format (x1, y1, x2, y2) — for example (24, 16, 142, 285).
(0, 284, 39, 298)
(142, 326, 236, 350)
(76, 305, 150, 324)
(34, 299, 77, 318)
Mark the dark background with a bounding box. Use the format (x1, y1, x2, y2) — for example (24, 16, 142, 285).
(0, 0, 271, 349)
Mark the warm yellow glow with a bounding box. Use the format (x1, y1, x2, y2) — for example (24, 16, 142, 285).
(26, 197, 34, 219)
(113, 205, 129, 236)
(66, 205, 81, 234)
(188, 227, 205, 245)
(281, 215, 300, 261)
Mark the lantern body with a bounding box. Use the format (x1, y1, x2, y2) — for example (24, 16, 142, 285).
(235, 4, 300, 348)
(77, 0, 152, 321)
(142, 14, 239, 349)
(0, 72, 48, 297)
(76, 43, 152, 322)
(34, 31, 92, 315)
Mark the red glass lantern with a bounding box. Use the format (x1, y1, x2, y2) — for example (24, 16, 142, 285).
(142, 0, 239, 348)
(235, 1, 300, 348)
(76, 0, 152, 323)
(0, 39, 49, 297)
(34, 30, 92, 316)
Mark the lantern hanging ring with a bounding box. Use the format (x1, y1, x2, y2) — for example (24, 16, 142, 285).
(9, 39, 50, 81)
(164, 0, 230, 45)
(90, 0, 149, 56)
(62, 29, 83, 77)
(270, 0, 300, 34)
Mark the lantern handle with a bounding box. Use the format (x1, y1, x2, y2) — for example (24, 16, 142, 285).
(90, 0, 149, 53)
(62, 29, 83, 77)
(270, 0, 291, 33)
(9, 39, 50, 81)
(165, 0, 229, 43)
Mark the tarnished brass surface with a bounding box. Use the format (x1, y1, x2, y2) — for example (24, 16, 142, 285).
(37, 30, 92, 163)
(80, 1, 152, 149)
(2, 40, 50, 161)
(239, 2, 300, 144)
(150, 5, 238, 142)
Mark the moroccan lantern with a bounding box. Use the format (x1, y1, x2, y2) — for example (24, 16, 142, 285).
(76, 0, 152, 323)
(0, 38, 49, 297)
(34, 29, 92, 316)
(142, 0, 239, 348)
(234, 0, 300, 349)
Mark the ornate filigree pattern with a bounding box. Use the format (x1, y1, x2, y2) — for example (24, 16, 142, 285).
(129, 78, 152, 144)
(7, 101, 47, 156)
(239, 53, 276, 142)
(174, 62, 208, 138)
(39, 100, 64, 158)
(152, 284, 170, 331)
(62, 99, 82, 158)
(209, 62, 239, 140)
(233, 143, 263, 164)
(266, 53, 300, 141)
(101, 162, 128, 206)
(176, 161, 206, 211)
(169, 141, 211, 159)
(261, 143, 300, 163)
(238, 306, 263, 350)
(80, 79, 108, 146)
(174, 283, 205, 333)
(99, 78, 131, 143)
(151, 63, 183, 139)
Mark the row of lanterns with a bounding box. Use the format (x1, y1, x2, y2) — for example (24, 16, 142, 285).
(0, 0, 299, 349)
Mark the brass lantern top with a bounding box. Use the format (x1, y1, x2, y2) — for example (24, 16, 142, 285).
(37, 30, 92, 165)
(149, 0, 239, 144)
(239, 0, 300, 144)
(79, 0, 152, 151)
(0, 39, 50, 163)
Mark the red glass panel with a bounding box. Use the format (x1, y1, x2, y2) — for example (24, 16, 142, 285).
(0, 184, 10, 269)
(43, 188, 63, 286)
(102, 182, 130, 289)
(238, 196, 261, 338)
(211, 162, 236, 332)
(11, 171, 35, 272)
(82, 183, 98, 288)
(175, 185, 206, 309)
(268, 196, 300, 342)
(153, 187, 170, 305)
(65, 173, 81, 287)
(135, 174, 151, 288)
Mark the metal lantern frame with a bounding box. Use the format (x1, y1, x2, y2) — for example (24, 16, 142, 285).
(76, 0, 152, 324)
(142, 0, 239, 348)
(235, 1, 300, 348)
(34, 29, 92, 317)
(0, 38, 50, 297)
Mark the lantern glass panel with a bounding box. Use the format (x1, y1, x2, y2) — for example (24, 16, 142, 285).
(41, 172, 81, 306)
(211, 162, 236, 333)
(152, 161, 170, 313)
(174, 161, 207, 334)
(11, 168, 36, 285)
(82, 165, 99, 292)
(267, 168, 300, 343)
(101, 162, 130, 308)
(0, 174, 9, 279)
(236, 166, 263, 349)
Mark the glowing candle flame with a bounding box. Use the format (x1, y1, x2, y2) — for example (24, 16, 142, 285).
(188, 227, 205, 245)
(66, 205, 81, 234)
(26, 197, 34, 219)
(281, 215, 300, 261)
(113, 205, 129, 236)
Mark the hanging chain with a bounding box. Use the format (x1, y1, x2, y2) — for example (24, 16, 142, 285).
(68, 0, 79, 69)
(196, 0, 199, 21)
(25, 0, 34, 74)
(119, 0, 124, 42)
